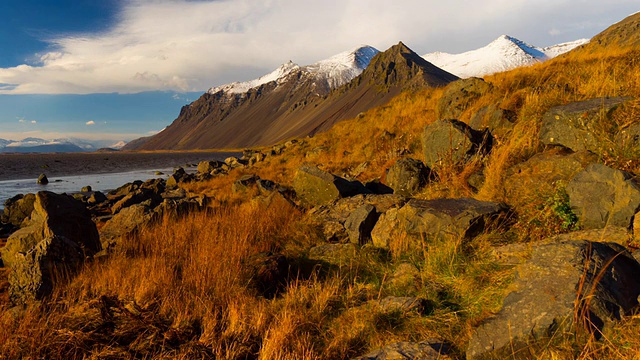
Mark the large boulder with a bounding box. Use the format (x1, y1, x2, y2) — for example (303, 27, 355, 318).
(8, 235, 85, 305)
(469, 104, 516, 139)
(197, 160, 224, 174)
(385, 158, 431, 197)
(100, 204, 155, 250)
(1, 193, 36, 227)
(397, 198, 508, 241)
(344, 204, 379, 244)
(504, 149, 597, 207)
(1, 191, 101, 268)
(467, 240, 640, 359)
(293, 165, 369, 207)
(566, 163, 640, 229)
(437, 77, 493, 119)
(422, 119, 492, 168)
(539, 97, 629, 152)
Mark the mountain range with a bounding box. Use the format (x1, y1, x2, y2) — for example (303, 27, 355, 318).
(0, 138, 127, 153)
(422, 35, 589, 78)
(124, 34, 587, 151)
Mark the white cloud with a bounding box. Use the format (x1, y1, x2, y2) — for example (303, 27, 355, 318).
(30, 120, 37, 124)
(0, 0, 637, 95)
(18, 119, 26, 123)
(86, 120, 96, 125)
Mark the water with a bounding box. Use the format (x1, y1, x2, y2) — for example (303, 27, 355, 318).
(0, 151, 239, 209)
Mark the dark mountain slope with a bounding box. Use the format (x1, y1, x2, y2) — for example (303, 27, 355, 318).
(127, 42, 457, 150)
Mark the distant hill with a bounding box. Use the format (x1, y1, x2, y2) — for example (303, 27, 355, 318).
(422, 35, 588, 78)
(0, 137, 129, 153)
(125, 42, 457, 150)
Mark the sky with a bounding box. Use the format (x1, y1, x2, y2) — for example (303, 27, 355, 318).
(0, 0, 638, 143)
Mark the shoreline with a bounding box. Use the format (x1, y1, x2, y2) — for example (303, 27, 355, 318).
(0, 150, 240, 182)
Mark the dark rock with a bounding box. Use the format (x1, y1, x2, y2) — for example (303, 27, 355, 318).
(539, 97, 630, 152)
(197, 160, 224, 174)
(166, 167, 191, 188)
(110, 189, 159, 215)
(437, 77, 493, 119)
(467, 240, 640, 359)
(100, 204, 154, 250)
(256, 179, 277, 195)
(162, 188, 187, 200)
(364, 179, 394, 195)
(37, 173, 48, 185)
(293, 165, 370, 207)
(385, 158, 431, 197)
(87, 191, 108, 205)
(81, 185, 92, 193)
(466, 171, 485, 193)
(1, 191, 100, 269)
(232, 174, 260, 194)
(344, 204, 379, 244)
(354, 340, 449, 360)
(140, 178, 166, 195)
(504, 149, 597, 207)
(469, 104, 516, 139)
(567, 163, 640, 229)
(422, 119, 493, 168)
(109, 180, 143, 199)
(2, 193, 36, 227)
(9, 235, 84, 305)
(397, 198, 508, 241)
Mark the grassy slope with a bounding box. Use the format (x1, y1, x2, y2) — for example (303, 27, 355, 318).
(2, 34, 640, 360)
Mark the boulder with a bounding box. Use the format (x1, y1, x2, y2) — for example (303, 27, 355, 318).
(109, 180, 143, 199)
(166, 168, 191, 188)
(293, 165, 369, 207)
(100, 204, 155, 250)
(437, 77, 493, 119)
(232, 174, 260, 194)
(8, 235, 84, 305)
(566, 163, 640, 229)
(397, 198, 508, 241)
(87, 191, 108, 205)
(616, 122, 640, 150)
(539, 97, 629, 152)
(36, 173, 48, 185)
(197, 160, 224, 174)
(422, 119, 492, 168)
(467, 240, 640, 359)
(469, 104, 516, 139)
(371, 208, 400, 249)
(354, 340, 449, 360)
(385, 158, 431, 197)
(2, 193, 36, 227)
(81, 185, 92, 193)
(344, 204, 379, 244)
(1, 191, 101, 268)
(634, 211, 640, 243)
(504, 149, 597, 207)
(110, 188, 160, 215)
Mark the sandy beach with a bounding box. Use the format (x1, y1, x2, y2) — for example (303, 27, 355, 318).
(0, 151, 239, 181)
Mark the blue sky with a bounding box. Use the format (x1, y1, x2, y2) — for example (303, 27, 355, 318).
(0, 0, 638, 143)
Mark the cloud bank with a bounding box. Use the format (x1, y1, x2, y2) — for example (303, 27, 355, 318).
(0, 0, 637, 94)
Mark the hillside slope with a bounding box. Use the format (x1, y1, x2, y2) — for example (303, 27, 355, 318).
(127, 43, 457, 150)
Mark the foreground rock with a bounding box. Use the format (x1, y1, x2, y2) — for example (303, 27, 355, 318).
(397, 198, 508, 241)
(422, 119, 492, 168)
(385, 158, 431, 197)
(354, 340, 449, 360)
(539, 97, 629, 152)
(567, 163, 640, 229)
(437, 77, 493, 119)
(293, 165, 369, 207)
(1, 191, 101, 268)
(467, 240, 640, 359)
(2, 193, 36, 227)
(1, 191, 101, 304)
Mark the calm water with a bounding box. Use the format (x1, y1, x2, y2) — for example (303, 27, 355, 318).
(0, 151, 238, 209)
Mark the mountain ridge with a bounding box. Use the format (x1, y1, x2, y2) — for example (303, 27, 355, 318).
(125, 42, 457, 150)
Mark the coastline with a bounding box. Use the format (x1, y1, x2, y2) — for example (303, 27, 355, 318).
(0, 150, 240, 182)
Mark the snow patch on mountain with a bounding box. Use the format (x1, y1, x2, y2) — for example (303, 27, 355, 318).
(208, 45, 379, 95)
(109, 141, 128, 149)
(422, 35, 589, 78)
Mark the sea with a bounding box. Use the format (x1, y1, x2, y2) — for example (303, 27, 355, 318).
(0, 151, 239, 210)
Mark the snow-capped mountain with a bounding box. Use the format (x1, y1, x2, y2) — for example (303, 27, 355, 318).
(422, 35, 589, 78)
(208, 45, 379, 95)
(0, 137, 128, 152)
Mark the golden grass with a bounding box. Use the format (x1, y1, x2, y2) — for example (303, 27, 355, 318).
(2, 41, 640, 359)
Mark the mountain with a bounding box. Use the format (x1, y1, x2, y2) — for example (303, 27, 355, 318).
(125, 43, 457, 150)
(422, 35, 589, 78)
(0, 137, 129, 153)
